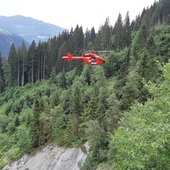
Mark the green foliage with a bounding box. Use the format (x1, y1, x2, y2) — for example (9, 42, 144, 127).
(16, 126, 31, 152)
(86, 120, 108, 152)
(82, 120, 109, 170)
(108, 63, 170, 170)
(95, 18, 112, 50)
(81, 151, 100, 170)
(1, 6, 170, 169)
(104, 49, 127, 77)
(7, 147, 21, 161)
(112, 14, 124, 51)
(19, 108, 33, 126)
(0, 159, 6, 170)
(54, 114, 79, 147)
(153, 26, 170, 63)
(30, 97, 44, 148)
(54, 115, 67, 145)
(8, 44, 17, 87)
(131, 27, 149, 61)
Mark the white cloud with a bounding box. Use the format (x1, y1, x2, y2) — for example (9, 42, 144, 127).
(0, 0, 157, 31)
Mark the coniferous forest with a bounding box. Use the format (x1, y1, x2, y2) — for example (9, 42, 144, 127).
(0, 0, 170, 169)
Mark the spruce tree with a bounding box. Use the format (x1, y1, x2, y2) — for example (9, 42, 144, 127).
(8, 44, 17, 86)
(30, 97, 44, 148)
(20, 41, 27, 86)
(94, 18, 112, 50)
(27, 41, 36, 84)
(94, 30, 102, 50)
(90, 27, 96, 44)
(132, 25, 149, 61)
(101, 17, 112, 50)
(124, 11, 131, 47)
(84, 29, 91, 49)
(72, 25, 84, 54)
(71, 84, 83, 136)
(16, 47, 22, 86)
(113, 14, 124, 51)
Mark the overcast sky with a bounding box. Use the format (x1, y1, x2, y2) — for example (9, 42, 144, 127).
(0, 0, 157, 31)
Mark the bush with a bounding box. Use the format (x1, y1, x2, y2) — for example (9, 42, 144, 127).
(0, 159, 5, 170)
(8, 147, 21, 161)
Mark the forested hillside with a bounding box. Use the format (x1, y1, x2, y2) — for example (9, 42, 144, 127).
(0, 0, 170, 169)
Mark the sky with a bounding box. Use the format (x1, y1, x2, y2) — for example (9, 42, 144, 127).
(0, 0, 157, 31)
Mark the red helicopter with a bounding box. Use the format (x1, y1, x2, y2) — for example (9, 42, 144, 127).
(62, 52, 105, 65)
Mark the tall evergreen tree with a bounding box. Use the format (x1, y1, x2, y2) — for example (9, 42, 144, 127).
(17, 42, 27, 86)
(71, 84, 83, 136)
(30, 97, 44, 148)
(95, 18, 112, 50)
(113, 14, 124, 51)
(84, 27, 96, 50)
(8, 44, 17, 86)
(131, 25, 149, 61)
(94, 30, 103, 50)
(72, 25, 84, 54)
(27, 41, 36, 84)
(20, 42, 27, 86)
(17, 47, 21, 86)
(84, 29, 91, 49)
(90, 27, 96, 44)
(124, 11, 131, 47)
(101, 17, 112, 50)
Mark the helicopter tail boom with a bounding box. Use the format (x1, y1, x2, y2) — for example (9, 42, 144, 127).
(62, 53, 73, 61)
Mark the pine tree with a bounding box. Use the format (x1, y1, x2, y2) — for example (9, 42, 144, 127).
(8, 44, 17, 86)
(27, 41, 36, 84)
(16, 47, 22, 86)
(84, 29, 91, 49)
(82, 97, 98, 123)
(81, 64, 92, 85)
(20, 42, 27, 86)
(94, 18, 112, 50)
(30, 97, 44, 148)
(101, 18, 112, 50)
(90, 27, 96, 44)
(132, 25, 149, 61)
(84, 27, 96, 50)
(113, 14, 124, 51)
(94, 30, 102, 50)
(124, 11, 131, 47)
(72, 25, 84, 54)
(71, 84, 83, 136)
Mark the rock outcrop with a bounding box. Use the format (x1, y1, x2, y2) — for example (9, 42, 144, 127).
(3, 143, 89, 170)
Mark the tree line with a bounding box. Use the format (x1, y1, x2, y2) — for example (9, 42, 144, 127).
(0, 12, 132, 92)
(1, 0, 170, 92)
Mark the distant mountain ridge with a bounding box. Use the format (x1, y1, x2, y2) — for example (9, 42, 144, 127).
(0, 28, 27, 57)
(0, 15, 65, 43)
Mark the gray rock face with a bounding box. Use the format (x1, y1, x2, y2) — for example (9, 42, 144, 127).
(3, 144, 88, 170)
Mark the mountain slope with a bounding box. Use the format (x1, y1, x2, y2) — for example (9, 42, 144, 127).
(0, 28, 27, 57)
(0, 15, 65, 43)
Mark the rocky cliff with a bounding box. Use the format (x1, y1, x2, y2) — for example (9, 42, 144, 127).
(3, 143, 89, 170)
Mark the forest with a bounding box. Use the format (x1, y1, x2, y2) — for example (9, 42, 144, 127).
(0, 0, 170, 169)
